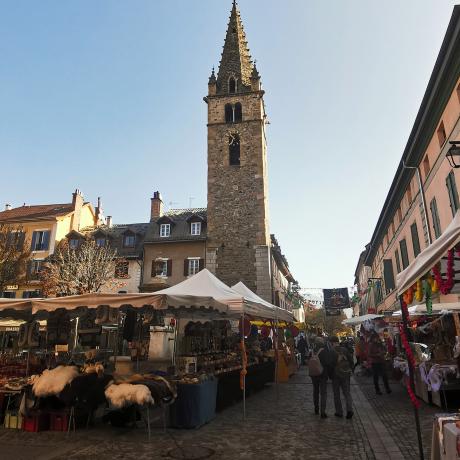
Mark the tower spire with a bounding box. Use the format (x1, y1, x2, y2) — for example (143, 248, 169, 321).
(216, 1, 255, 94)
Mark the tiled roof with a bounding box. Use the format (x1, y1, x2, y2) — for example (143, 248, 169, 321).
(0, 204, 74, 223)
(145, 208, 207, 243)
(81, 223, 149, 259)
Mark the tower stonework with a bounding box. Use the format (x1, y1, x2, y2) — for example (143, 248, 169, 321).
(205, 1, 271, 302)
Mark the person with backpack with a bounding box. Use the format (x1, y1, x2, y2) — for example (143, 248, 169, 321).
(308, 337, 336, 418)
(368, 332, 392, 395)
(330, 336, 354, 419)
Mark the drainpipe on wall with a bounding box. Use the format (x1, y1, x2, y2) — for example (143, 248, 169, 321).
(402, 161, 432, 246)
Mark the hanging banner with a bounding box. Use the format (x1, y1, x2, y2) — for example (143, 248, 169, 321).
(323, 288, 350, 309)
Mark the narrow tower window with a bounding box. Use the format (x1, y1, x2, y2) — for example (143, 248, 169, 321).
(229, 133, 240, 166)
(225, 104, 233, 123)
(234, 103, 242, 122)
(229, 77, 236, 93)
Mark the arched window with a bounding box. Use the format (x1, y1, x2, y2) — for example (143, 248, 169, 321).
(229, 133, 240, 166)
(225, 104, 233, 123)
(229, 77, 236, 94)
(234, 103, 242, 122)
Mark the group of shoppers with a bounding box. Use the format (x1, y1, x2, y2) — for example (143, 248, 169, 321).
(306, 332, 391, 419)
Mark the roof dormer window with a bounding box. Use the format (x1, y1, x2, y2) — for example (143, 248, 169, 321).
(160, 223, 171, 238)
(69, 238, 80, 250)
(191, 222, 201, 236)
(96, 237, 107, 247)
(123, 234, 136, 248)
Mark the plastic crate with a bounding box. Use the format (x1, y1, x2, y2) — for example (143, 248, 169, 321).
(49, 411, 69, 431)
(4, 412, 23, 429)
(23, 412, 49, 432)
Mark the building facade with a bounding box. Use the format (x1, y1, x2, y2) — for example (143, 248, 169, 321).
(0, 189, 101, 298)
(357, 7, 460, 313)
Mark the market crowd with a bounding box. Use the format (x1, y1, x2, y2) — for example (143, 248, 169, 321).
(296, 331, 394, 419)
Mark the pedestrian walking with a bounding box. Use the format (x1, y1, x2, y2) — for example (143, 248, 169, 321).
(330, 336, 354, 419)
(368, 333, 392, 395)
(296, 334, 307, 365)
(354, 335, 366, 371)
(308, 337, 336, 418)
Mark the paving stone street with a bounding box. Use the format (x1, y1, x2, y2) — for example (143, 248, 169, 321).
(0, 368, 437, 460)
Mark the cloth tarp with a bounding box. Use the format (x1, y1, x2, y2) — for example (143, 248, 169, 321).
(29, 292, 227, 314)
(231, 281, 294, 322)
(342, 313, 383, 326)
(396, 210, 460, 295)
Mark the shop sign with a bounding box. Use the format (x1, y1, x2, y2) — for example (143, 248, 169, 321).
(323, 288, 350, 309)
(6, 285, 18, 290)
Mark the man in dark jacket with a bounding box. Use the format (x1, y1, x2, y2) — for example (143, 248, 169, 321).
(310, 337, 337, 418)
(297, 334, 308, 365)
(368, 333, 392, 395)
(330, 336, 354, 419)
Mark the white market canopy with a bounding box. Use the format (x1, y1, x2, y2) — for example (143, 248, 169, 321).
(231, 281, 294, 322)
(342, 313, 383, 326)
(156, 269, 294, 321)
(392, 302, 460, 316)
(396, 210, 460, 295)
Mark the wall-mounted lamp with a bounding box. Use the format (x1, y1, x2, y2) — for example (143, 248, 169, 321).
(447, 141, 460, 168)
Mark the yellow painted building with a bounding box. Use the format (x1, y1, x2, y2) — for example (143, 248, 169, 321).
(0, 189, 102, 298)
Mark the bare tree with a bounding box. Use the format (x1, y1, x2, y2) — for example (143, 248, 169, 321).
(40, 239, 118, 296)
(0, 224, 31, 295)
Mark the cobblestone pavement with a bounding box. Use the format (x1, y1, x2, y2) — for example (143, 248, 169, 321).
(0, 368, 437, 459)
(356, 374, 438, 460)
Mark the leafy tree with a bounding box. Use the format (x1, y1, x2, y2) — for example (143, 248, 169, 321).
(305, 307, 352, 337)
(0, 224, 31, 295)
(40, 239, 118, 296)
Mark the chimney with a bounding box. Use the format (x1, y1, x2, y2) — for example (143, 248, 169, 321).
(150, 191, 164, 221)
(106, 216, 113, 228)
(95, 196, 104, 225)
(4, 204, 11, 211)
(71, 189, 84, 230)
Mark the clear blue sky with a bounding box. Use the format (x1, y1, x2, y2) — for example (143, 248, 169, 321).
(0, 0, 458, 289)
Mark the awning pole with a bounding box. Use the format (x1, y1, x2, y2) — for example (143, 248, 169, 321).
(400, 295, 424, 460)
(242, 311, 246, 421)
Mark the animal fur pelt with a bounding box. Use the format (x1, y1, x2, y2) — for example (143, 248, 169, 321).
(32, 365, 79, 398)
(105, 383, 154, 409)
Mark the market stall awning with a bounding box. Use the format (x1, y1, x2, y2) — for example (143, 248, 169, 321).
(0, 298, 35, 311)
(396, 210, 460, 295)
(342, 313, 383, 326)
(29, 292, 164, 314)
(231, 281, 294, 322)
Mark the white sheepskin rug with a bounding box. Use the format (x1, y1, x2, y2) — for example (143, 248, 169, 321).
(105, 383, 154, 409)
(32, 365, 79, 398)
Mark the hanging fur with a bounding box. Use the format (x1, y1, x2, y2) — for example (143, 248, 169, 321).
(32, 365, 79, 398)
(105, 383, 154, 408)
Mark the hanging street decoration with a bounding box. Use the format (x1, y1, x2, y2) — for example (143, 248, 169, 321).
(323, 288, 350, 309)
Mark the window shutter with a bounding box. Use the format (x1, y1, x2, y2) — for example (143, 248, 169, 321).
(395, 249, 401, 273)
(400, 239, 409, 269)
(199, 258, 205, 271)
(42, 231, 50, 251)
(431, 198, 441, 239)
(447, 172, 460, 217)
(18, 232, 25, 249)
(151, 260, 156, 277)
(410, 223, 421, 258)
(31, 232, 37, 251)
(383, 259, 395, 293)
(184, 259, 189, 277)
(167, 259, 172, 277)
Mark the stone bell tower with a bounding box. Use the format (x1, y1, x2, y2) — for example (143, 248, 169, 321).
(205, 1, 271, 302)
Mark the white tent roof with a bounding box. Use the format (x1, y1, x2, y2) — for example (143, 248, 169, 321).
(342, 314, 383, 326)
(392, 302, 460, 316)
(396, 210, 460, 295)
(156, 269, 293, 321)
(231, 281, 294, 322)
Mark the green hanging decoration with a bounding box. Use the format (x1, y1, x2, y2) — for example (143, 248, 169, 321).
(424, 279, 432, 314)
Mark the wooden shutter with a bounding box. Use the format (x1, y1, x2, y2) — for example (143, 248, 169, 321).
(395, 249, 401, 273)
(446, 172, 460, 217)
(167, 259, 172, 276)
(31, 232, 37, 251)
(184, 259, 189, 276)
(383, 259, 395, 293)
(199, 258, 205, 271)
(151, 260, 156, 277)
(410, 223, 421, 258)
(400, 239, 409, 269)
(42, 231, 50, 251)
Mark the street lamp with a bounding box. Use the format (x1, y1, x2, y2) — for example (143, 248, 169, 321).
(446, 141, 460, 168)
